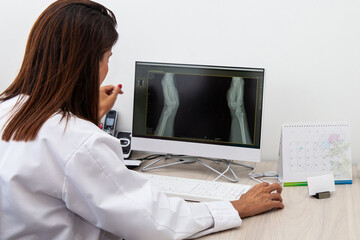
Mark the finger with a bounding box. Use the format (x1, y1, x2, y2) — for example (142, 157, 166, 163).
(105, 89, 114, 95)
(102, 86, 115, 95)
(269, 201, 284, 209)
(114, 84, 124, 94)
(253, 182, 269, 189)
(266, 183, 282, 194)
(101, 85, 115, 91)
(270, 193, 283, 202)
(116, 86, 124, 95)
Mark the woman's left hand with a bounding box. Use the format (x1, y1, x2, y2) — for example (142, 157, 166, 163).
(99, 84, 123, 119)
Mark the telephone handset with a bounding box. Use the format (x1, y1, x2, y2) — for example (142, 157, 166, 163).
(104, 110, 117, 136)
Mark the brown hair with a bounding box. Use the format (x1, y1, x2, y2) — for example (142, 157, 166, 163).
(0, 0, 118, 141)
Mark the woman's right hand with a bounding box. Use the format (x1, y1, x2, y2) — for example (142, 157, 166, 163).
(99, 84, 123, 119)
(230, 182, 284, 218)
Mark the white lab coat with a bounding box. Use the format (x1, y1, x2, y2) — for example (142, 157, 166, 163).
(0, 96, 241, 240)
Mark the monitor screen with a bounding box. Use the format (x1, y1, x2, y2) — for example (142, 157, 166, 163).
(132, 62, 265, 162)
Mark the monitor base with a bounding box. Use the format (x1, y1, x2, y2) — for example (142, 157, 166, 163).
(141, 154, 255, 183)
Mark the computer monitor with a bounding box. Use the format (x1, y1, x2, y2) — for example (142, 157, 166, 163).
(132, 61, 265, 163)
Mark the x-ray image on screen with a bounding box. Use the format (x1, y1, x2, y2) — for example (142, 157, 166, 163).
(227, 77, 252, 144)
(154, 73, 179, 137)
(145, 72, 257, 145)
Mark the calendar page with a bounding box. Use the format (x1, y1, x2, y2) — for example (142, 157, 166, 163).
(278, 123, 352, 186)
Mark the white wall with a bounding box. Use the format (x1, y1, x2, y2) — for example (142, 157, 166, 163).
(1, 0, 360, 162)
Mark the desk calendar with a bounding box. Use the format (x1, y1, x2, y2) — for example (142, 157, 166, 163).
(278, 122, 352, 186)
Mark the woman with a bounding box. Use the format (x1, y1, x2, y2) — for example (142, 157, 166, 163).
(0, 1, 284, 239)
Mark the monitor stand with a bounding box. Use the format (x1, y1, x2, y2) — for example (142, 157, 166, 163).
(141, 154, 254, 183)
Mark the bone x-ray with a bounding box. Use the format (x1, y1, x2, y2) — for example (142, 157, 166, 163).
(133, 62, 264, 147)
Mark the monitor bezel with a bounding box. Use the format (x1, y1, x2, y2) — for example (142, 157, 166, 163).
(131, 61, 265, 162)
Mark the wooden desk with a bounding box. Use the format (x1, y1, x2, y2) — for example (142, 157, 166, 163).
(130, 152, 360, 240)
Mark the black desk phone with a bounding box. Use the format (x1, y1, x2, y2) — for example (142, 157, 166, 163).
(116, 131, 132, 159)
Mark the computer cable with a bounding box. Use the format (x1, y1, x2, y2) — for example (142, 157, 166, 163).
(249, 168, 279, 184)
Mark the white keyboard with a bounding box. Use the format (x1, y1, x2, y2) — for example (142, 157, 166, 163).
(141, 173, 252, 202)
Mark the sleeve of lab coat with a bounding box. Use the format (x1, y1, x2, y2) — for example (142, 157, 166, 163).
(62, 132, 241, 240)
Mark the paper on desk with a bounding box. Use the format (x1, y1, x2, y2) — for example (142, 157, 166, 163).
(307, 174, 335, 196)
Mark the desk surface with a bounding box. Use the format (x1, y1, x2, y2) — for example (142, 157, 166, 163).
(130, 152, 360, 240)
